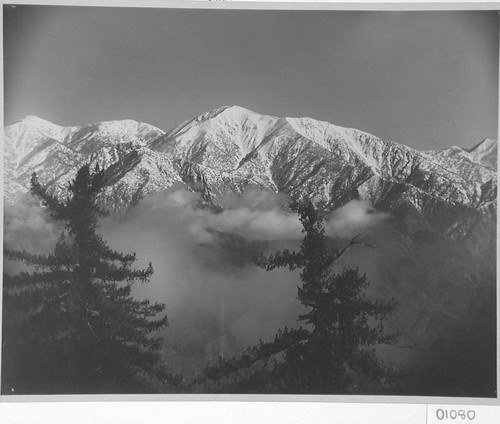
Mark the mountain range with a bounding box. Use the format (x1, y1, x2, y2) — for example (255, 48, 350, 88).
(3, 105, 498, 396)
(4, 105, 497, 242)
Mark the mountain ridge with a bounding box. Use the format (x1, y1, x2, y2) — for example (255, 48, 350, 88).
(4, 106, 497, 241)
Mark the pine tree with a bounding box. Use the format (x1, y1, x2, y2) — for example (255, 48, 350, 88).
(2, 164, 172, 394)
(196, 201, 398, 394)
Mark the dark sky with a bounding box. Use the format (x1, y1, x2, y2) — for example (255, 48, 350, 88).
(3, 5, 498, 151)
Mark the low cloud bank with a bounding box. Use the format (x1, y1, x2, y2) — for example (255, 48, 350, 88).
(4, 187, 390, 372)
(325, 199, 390, 238)
(4, 193, 62, 252)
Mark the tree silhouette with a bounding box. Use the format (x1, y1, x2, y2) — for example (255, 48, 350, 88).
(196, 201, 398, 394)
(2, 164, 175, 394)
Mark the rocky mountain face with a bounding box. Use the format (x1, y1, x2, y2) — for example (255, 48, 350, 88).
(4, 105, 497, 241)
(152, 106, 497, 244)
(4, 115, 180, 214)
(4, 106, 497, 396)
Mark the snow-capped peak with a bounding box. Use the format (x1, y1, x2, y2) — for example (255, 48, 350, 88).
(15, 115, 63, 129)
(4, 106, 497, 243)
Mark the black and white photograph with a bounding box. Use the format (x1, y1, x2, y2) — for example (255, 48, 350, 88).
(1, 2, 498, 403)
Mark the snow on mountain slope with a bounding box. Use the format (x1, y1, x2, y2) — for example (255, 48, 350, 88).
(4, 117, 182, 212)
(466, 138, 497, 170)
(4, 106, 497, 240)
(147, 106, 496, 240)
(150, 106, 279, 170)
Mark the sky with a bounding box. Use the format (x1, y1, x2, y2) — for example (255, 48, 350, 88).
(3, 5, 499, 151)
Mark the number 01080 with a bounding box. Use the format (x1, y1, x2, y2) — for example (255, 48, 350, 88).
(436, 409, 476, 421)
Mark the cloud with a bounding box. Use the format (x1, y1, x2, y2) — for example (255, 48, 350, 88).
(3, 187, 390, 375)
(324, 199, 390, 238)
(3, 193, 64, 274)
(214, 188, 302, 241)
(118, 186, 303, 243)
(99, 187, 304, 371)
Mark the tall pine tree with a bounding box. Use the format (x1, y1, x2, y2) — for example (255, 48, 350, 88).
(2, 164, 172, 394)
(197, 201, 398, 394)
